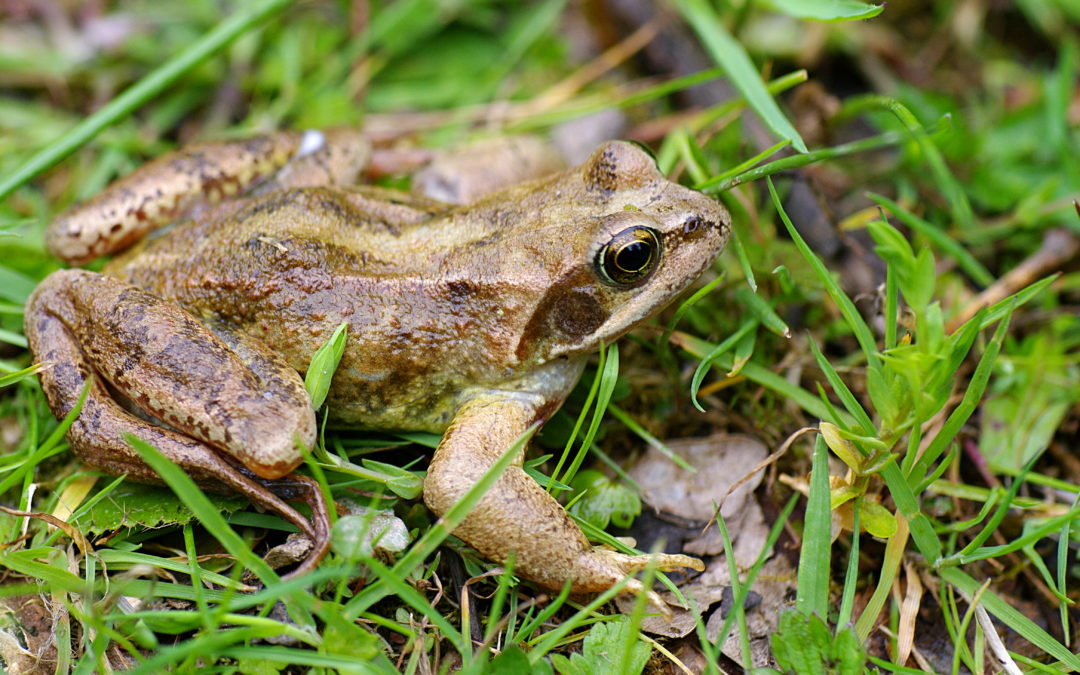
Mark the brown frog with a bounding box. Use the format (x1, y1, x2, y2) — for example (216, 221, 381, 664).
(27, 129, 729, 608)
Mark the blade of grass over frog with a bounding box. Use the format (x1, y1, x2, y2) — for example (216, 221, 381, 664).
(124, 435, 279, 586)
(607, 404, 693, 472)
(764, 0, 884, 21)
(868, 193, 994, 287)
(735, 286, 790, 337)
(909, 309, 1011, 488)
(940, 567, 1080, 669)
(0, 364, 45, 389)
(837, 502, 861, 628)
(576, 518, 688, 600)
(769, 178, 882, 376)
(700, 126, 926, 193)
(559, 343, 619, 487)
(0, 0, 291, 201)
(673, 0, 807, 153)
(713, 493, 798, 655)
(796, 435, 832, 618)
(807, 337, 876, 435)
(305, 321, 348, 410)
(690, 319, 757, 411)
(364, 557, 467, 658)
(855, 512, 909, 641)
(343, 426, 535, 619)
(547, 343, 607, 494)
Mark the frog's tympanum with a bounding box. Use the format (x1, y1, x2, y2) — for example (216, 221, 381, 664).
(28, 129, 729, 609)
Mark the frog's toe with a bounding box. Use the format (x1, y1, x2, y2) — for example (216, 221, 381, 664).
(591, 548, 705, 575)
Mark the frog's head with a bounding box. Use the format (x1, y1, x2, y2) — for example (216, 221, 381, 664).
(523, 141, 730, 361)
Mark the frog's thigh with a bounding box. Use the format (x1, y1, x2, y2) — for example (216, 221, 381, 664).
(26, 269, 316, 480)
(424, 394, 703, 602)
(25, 282, 330, 572)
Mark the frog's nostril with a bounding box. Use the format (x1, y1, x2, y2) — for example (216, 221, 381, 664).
(682, 216, 704, 234)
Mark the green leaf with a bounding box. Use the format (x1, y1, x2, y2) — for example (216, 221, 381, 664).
(126, 435, 280, 585)
(859, 501, 898, 539)
(83, 483, 246, 535)
(305, 321, 349, 410)
(331, 510, 410, 563)
(672, 0, 808, 153)
(568, 469, 641, 530)
(550, 617, 650, 675)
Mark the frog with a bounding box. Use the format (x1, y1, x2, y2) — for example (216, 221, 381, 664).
(26, 128, 730, 610)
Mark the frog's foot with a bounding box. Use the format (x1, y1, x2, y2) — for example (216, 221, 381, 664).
(26, 269, 330, 578)
(46, 128, 370, 265)
(424, 393, 702, 617)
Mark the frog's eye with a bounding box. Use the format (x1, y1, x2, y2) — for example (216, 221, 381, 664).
(596, 226, 661, 285)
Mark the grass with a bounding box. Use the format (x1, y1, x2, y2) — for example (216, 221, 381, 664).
(1, 1, 1079, 673)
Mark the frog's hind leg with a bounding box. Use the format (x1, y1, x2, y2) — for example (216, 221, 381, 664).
(25, 269, 330, 578)
(46, 128, 370, 265)
(423, 394, 704, 617)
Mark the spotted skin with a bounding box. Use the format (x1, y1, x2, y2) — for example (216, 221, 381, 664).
(29, 137, 728, 608)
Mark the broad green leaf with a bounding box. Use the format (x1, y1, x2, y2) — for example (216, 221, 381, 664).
(83, 483, 245, 535)
(568, 469, 641, 530)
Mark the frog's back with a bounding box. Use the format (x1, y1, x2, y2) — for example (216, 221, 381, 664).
(106, 187, 551, 432)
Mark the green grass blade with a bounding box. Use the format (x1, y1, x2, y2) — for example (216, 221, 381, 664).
(125, 435, 279, 586)
(0, 0, 292, 201)
(795, 435, 831, 617)
(672, 0, 808, 153)
(764, 0, 884, 21)
(769, 177, 883, 375)
(940, 567, 1080, 669)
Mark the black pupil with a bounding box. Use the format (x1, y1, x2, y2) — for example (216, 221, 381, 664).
(615, 240, 651, 272)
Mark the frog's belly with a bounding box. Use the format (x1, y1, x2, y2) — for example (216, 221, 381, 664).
(324, 363, 467, 433)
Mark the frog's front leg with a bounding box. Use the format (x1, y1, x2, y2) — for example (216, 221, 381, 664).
(26, 269, 330, 576)
(47, 128, 370, 265)
(424, 393, 703, 612)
